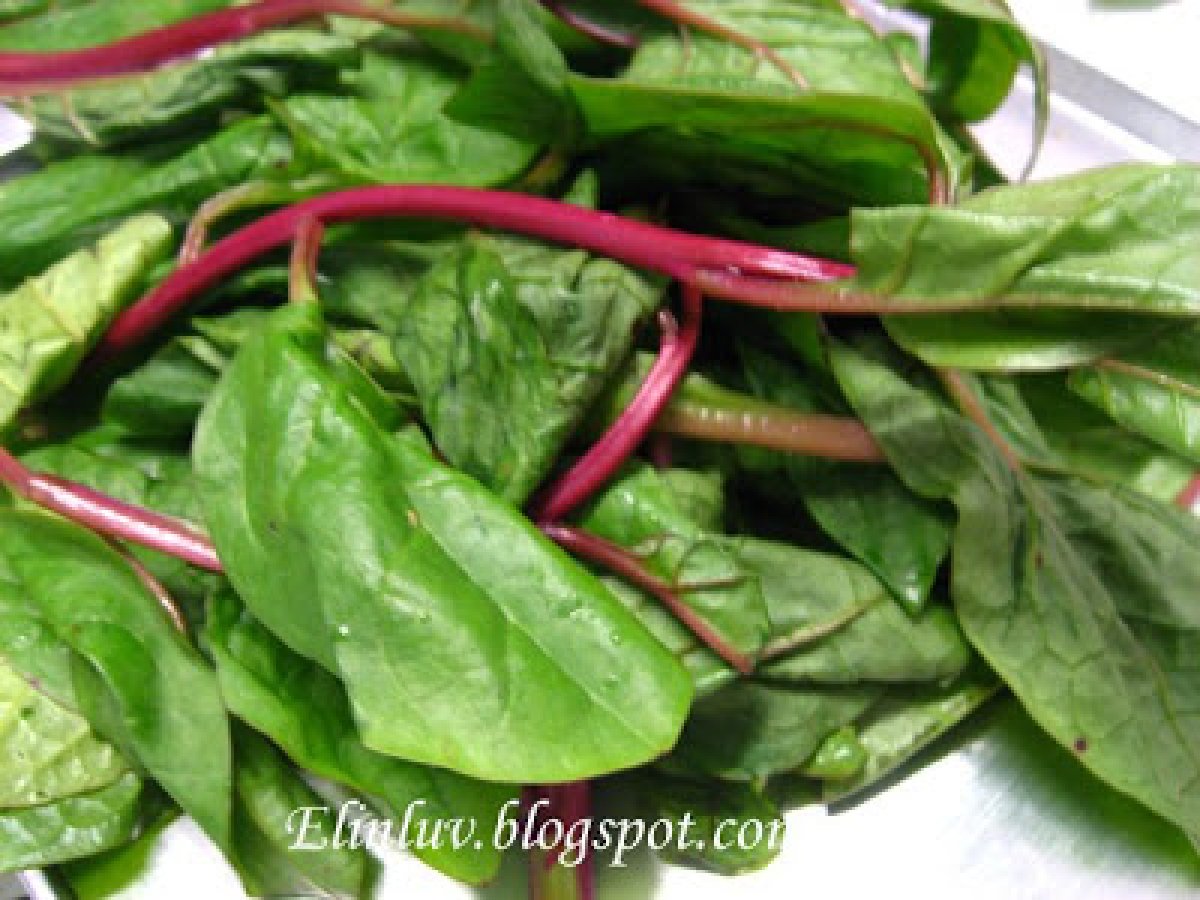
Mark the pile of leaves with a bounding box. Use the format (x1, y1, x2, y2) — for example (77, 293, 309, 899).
(0, 1, 1197, 897)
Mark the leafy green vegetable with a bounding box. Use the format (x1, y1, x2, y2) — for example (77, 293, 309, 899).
(0, 659, 129, 808)
(396, 233, 661, 503)
(0, 773, 145, 873)
(275, 46, 539, 188)
(0, 116, 289, 284)
(643, 775, 784, 875)
(854, 164, 1200, 312)
(0, 0, 228, 50)
(231, 727, 372, 899)
(195, 303, 693, 783)
(578, 464, 770, 660)
(26, 29, 358, 154)
(0, 510, 234, 851)
(568, 0, 957, 204)
(0, 215, 171, 432)
(740, 344, 951, 612)
(1070, 325, 1200, 465)
(832, 339, 1200, 848)
(203, 586, 511, 885)
(662, 680, 879, 782)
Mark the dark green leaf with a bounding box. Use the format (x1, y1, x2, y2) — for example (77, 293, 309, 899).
(202, 587, 511, 885)
(231, 728, 371, 899)
(0, 116, 289, 283)
(275, 47, 538, 188)
(662, 680, 879, 782)
(26, 30, 358, 154)
(569, 0, 956, 204)
(578, 464, 771, 659)
(195, 304, 693, 783)
(831, 339, 1200, 847)
(643, 775, 784, 875)
(0, 0, 229, 50)
(396, 233, 660, 502)
(0, 511, 234, 851)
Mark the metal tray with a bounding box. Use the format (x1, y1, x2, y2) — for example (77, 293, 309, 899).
(7, 22, 1200, 900)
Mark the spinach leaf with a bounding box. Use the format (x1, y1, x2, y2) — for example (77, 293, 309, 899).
(0, 658, 129, 808)
(194, 303, 693, 783)
(0, 116, 289, 283)
(831, 339, 1200, 848)
(0, 215, 171, 432)
(0, 511, 234, 851)
(662, 680, 879, 782)
(1069, 324, 1200, 465)
(0, 773, 145, 873)
(883, 0, 1047, 168)
(822, 663, 999, 800)
(232, 728, 372, 900)
(25, 30, 359, 154)
(740, 539, 971, 685)
(275, 46, 539, 188)
(577, 464, 771, 660)
(22, 437, 217, 615)
(854, 164, 1200, 313)
(642, 775, 784, 875)
(203, 587, 511, 885)
(740, 345, 951, 612)
(568, 0, 956, 205)
(0, 0, 229, 50)
(397, 235, 661, 502)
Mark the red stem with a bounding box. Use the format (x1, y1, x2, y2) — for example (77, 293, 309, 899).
(0, 447, 222, 572)
(0, 0, 489, 94)
(526, 782, 595, 900)
(93, 186, 852, 361)
(1176, 474, 1200, 510)
(541, 523, 754, 674)
(533, 286, 702, 523)
(545, 2, 640, 49)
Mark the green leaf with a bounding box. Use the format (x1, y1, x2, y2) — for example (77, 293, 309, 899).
(883, 0, 1047, 172)
(662, 680, 879, 782)
(0, 658, 129, 808)
(642, 775, 784, 875)
(0, 511, 234, 852)
(26, 29, 359, 154)
(822, 663, 1000, 800)
(0, 116, 290, 284)
(194, 304, 693, 783)
(578, 464, 771, 659)
(740, 345, 951, 612)
(0, 0, 50, 24)
(853, 164, 1200, 314)
(800, 725, 868, 780)
(1069, 324, 1200, 466)
(831, 339, 1200, 848)
(0, 773, 145, 873)
(274, 47, 539, 188)
(741, 540, 971, 685)
(202, 587, 511, 885)
(569, 0, 955, 205)
(22, 437, 218, 615)
(396, 235, 661, 502)
(0, 215, 171, 432)
(231, 728, 371, 899)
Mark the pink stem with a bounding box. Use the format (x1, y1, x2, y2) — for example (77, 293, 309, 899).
(93, 186, 852, 361)
(0, 447, 223, 572)
(541, 523, 754, 674)
(1176, 474, 1200, 510)
(526, 782, 595, 900)
(533, 286, 702, 522)
(545, 2, 641, 49)
(0, 0, 489, 93)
